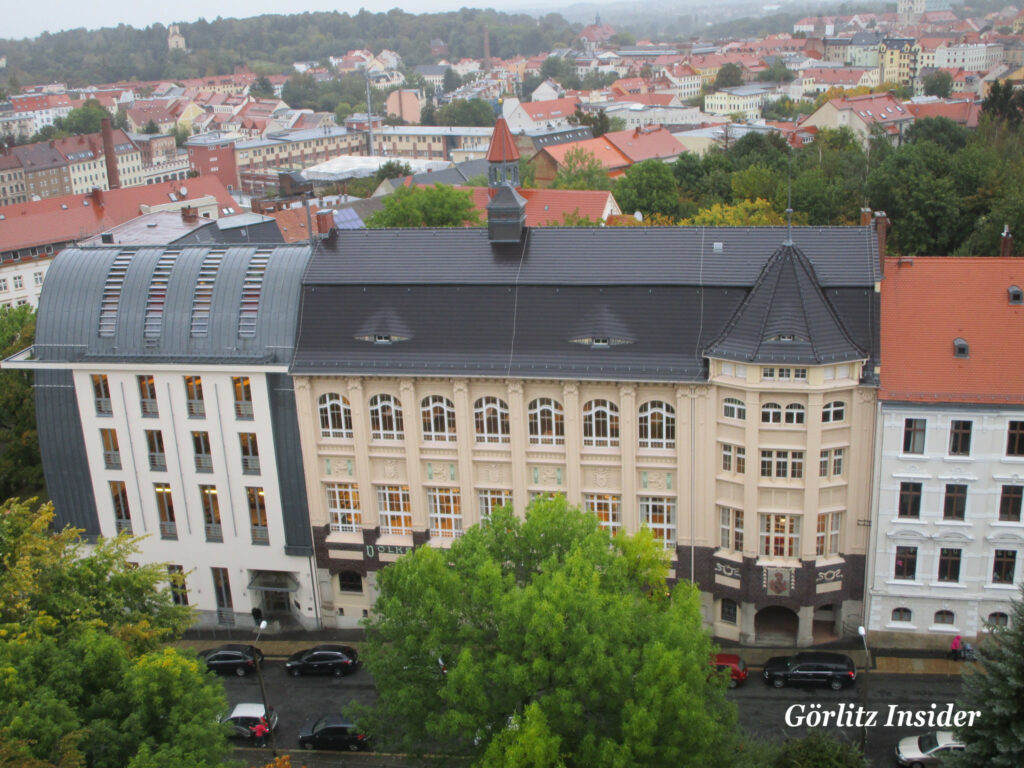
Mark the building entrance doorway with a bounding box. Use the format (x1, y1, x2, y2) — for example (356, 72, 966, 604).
(754, 605, 799, 645)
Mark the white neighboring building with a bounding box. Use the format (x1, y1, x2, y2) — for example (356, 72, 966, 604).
(866, 256, 1024, 649)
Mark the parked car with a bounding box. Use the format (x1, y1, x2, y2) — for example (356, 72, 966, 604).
(284, 644, 359, 677)
(895, 730, 965, 766)
(762, 652, 856, 690)
(198, 644, 264, 677)
(713, 653, 748, 688)
(298, 713, 371, 751)
(221, 703, 279, 740)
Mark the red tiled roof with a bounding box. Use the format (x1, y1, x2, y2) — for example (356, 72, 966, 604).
(486, 118, 520, 163)
(541, 137, 632, 171)
(603, 125, 684, 162)
(879, 257, 1024, 404)
(463, 187, 616, 225)
(905, 100, 982, 127)
(268, 203, 320, 242)
(608, 92, 676, 106)
(521, 97, 581, 122)
(829, 92, 913, 125)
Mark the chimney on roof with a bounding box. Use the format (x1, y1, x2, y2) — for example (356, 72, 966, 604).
(1001, 224, 1013, 257)
(860, 207, 872, 226)
(101, 118, 121, 190)
(874, 210, 890, 271)
(484, 25, 491, 73)
(91, 187, 104, 207)
(181, 206, 198, 223)
(316, 210, 335, 237)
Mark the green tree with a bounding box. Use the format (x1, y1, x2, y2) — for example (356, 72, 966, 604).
(249, 74, 275, 99)
(60, 99, 109, 135)
(434, 98, 495, 127)
(365, 184, 481, 228)
(613, 159, 682, 219)
(568, 108, 613, 137)
(772, 730, 866, 768)
(714, 63, 744, 90)
(551, 146, 611, 190)
(904, 116, 968, 153)
(683, 198, 791, 226)
(922, 70, 953, 98)
(352, 498, 738, 766)
(946, 586, 1024, 768)
(142, 120, 159, 134)
(374, 159, 413, 182)
(983, 80, 1023, 127)
(442, 67, 462, 93)
(731, 163, 782, 202)
(0, 306, 41, 499)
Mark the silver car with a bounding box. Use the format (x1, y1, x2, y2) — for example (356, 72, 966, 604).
(895, 731, 965, 767)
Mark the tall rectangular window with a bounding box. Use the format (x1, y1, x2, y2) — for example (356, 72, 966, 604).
(239, 433, 260, 475)
(938, 548, 962, 582)
(902, 418, 926, 454)
(110, 480, 131, 535)
(815, 511, 841, 556)
(199, 485, 222, 542)
(719, 506, 743, 552)
(943, 484, 967, 521)
(167, 565, 188, 606)
(993, 550, 1017, 584)
(759, 513, 800, 558)
(949, 420, 972, 456)
(1008, 421, 1024, 457)
(478, 489, 513, 522)
(722, 444, 746, 474)
(184, 375, 205, 418)
(145, 429, 166, 471)
(193, 431, 213, 472)
(232, 376, 254, 420)
(154, 483, 176, 540)
(100, 428, 121, 469)
(138, 375, 158, 417)
(584, 493, 621, 535)
(247, 487, 268, 545)
(894, 546, 917, 580)
(1000, 485, 1023, 522)
(92, 374, 112, 416)
(639, 496, 676, 550)
(326, 483, 361, 533)
(377, 485, 412, 535)
(427, 488, 463, 538)
(898, 482, 922, 518)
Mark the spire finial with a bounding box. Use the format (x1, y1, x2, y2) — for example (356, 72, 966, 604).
(784, 146, 793, 245)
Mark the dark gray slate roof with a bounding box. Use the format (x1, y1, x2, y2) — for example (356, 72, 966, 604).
(35, 243, 310, 364)
(293, 226, 880, 382)
(410, 158, 489, 186)
(704, 243, 867, 365)
(171, 217, 284, 245)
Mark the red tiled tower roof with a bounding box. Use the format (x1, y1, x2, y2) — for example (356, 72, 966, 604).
(487, 118, 520, 163)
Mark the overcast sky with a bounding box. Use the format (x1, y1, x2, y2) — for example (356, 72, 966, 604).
(5, 0, 541, 41)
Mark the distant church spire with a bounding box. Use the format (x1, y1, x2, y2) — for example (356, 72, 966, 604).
(486, 118, 520, 188)
(595, 11, 602, 25)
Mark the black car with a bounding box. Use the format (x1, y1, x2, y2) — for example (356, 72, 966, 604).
(762, 652, 857, 690)
(284, 644, 359, 677)
(198, 644, 264, 677)
(298, 713, 371, 751)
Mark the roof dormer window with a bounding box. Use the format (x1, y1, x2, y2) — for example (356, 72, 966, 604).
(953, 338, 969, 358)
(1009, 285, 1023, 305)
(570, 335, 631, 349)
(355, 332, 409, 345)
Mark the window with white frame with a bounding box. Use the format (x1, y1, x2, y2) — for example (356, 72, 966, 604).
(377, 485, 411, 534)
(12, 275, 22, 289)
(638, 401, 675, 449)
(318, 393, 353, 439)
(761, 402, 782, 424)
(822, 400, 846, 423)
(583, 399, 619, 447)
(528, 398, 564, 445)
(721, 443, 746, 474)
(793, 368, 807, 380)
(474, 396, 510, 444)
(428, 487, 462, 538)
(762, 367, 776, 380)
(326, 483, 361, 532)
(784, 404, 805, 424)
(723, 397, 746, 420)
(369, 394, 404, 440)
(421, 395, 457, 441)
(33, 271, 43, 286)
(0, 279, 7, 292)
(819, 447, 845, 478)
(478, 489, 512, 521)
(760, 513, 800, 558)
(760, 449, 804, 479)
(719, 506, 743, 551)
(584, 493, 621, 534)
(640, 496, 675, 549)
(815, 511, 841, 556)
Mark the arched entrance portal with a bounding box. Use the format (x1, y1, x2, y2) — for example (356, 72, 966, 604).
(754, 606, 799, 645)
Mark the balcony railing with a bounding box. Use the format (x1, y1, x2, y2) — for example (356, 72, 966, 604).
(140, 398, 159, 417)
(205, 523, 223, 542)
(235, 401, 254, 420)
(159, 521, 178, 540)
(149, 453, 167, 471)
(114, 518, 133, 535)
(195, 454, 213, 473)
(250, 525, 269, 545)
(186, 399, 206, 418)
(95, 398, 113, 416)
(241, 456, 261, 475)
(103, 451, 122, 470)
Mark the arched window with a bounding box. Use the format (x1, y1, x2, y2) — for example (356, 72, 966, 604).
(639, 401, 675, 449)
(822, 400, 846, 423)
(987, 611, 1009, 627)
(934, 610, 955, 625)
(891, 607, 912, 623)
(474, 397, 510, 443)
(761, 402, 782, 424)
(528, 398, 564, 445)
(369, 394, 404, 440)
(421, 395, 457, 441)
(785, 403, 806, 425)
(318, 393, 352, 439)
(723, 397, 746, 420)
(583, 399, 619, 447)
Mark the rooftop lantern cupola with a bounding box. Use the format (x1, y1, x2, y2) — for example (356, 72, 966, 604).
(487, 117, 520, 189)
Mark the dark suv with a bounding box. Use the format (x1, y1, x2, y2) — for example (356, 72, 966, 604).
(284, 644, 359, 677)
(762, 652, 856, 690)
(198, 644, 264, 677)
(298, 714, 371, 751)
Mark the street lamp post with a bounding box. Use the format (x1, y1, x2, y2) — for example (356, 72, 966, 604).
(858, 625, 871, 753)
(254, 619, 278, 757)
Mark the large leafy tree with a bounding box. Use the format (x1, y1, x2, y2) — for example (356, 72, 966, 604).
(772, 731, 866, 767)
(366, 184, 481, 228)
(0, 305, 42, 498)
(683, 198, 792, 226)
(946, 586, 1024, 768)
(714, 63, 744, 90)
(551, 146, 612, 190)
(614, 159, 683, 219)
(60, 99, 109, 135)
(353, 498, 738, 767)
(0, 500, 230, 768)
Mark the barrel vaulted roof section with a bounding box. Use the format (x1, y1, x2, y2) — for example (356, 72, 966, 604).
(35, 244, 311, 364)
(304, 226, 881, 286)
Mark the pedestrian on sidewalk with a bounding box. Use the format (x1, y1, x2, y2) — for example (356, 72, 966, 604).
(950, 634, 962, 661)
(251, 716, 269, 747)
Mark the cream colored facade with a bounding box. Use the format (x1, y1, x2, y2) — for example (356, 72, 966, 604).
(293, 361, 875, 643)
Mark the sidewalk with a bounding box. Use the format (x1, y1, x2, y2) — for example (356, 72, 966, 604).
(174, 626, 970, 675)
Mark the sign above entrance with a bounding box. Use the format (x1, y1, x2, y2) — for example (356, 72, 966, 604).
(763, 566, 794, 597)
